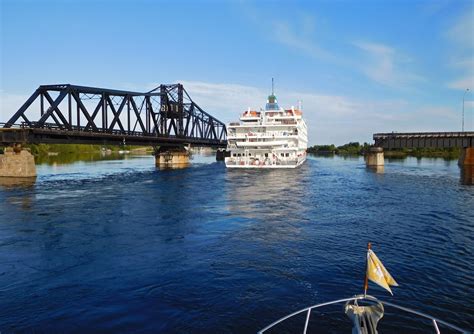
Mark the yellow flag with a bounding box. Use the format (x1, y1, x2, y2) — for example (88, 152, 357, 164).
(367, 249, 399, 295)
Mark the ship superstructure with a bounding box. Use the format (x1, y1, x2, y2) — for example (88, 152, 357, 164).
(225, 85, 308, 168)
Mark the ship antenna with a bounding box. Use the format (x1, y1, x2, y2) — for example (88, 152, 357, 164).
(272, 78, 274, 95)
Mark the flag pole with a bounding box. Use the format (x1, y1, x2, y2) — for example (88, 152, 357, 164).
(364, 242, 371, 297)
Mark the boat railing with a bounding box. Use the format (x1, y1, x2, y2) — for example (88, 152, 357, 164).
(225, 157, 299, 166)
(228, 131, 298, 139)
(265, 120, 297, 125)
(257, 295, 469, 334)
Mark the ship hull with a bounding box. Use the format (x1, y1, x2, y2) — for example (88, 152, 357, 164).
(225, 155, 306, 169)
(225, 157, 306, 169)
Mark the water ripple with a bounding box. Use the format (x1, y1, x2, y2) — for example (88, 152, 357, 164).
(0, 155, 472, 333)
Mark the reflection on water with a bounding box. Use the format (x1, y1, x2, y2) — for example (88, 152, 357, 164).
(460, 165, 474, 185)
(156, 163, 191, 170)
(366, 165, 384, 174)
(338, 154, 360, 161)
(0, 154, 473, 333)
(0, 176, 36, 188)
(35, 151, 150, 165)
(225, 166, 309, 221)
(0, 177, 36, 210)
(223, 166, 316, 275)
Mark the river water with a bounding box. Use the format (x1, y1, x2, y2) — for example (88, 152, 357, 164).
(0, 154, 473, 333)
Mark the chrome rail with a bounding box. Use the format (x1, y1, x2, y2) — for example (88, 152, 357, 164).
(257, 295, 470, 334)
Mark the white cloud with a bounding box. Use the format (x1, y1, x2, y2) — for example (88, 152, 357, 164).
(174, 80, 424, 145)
(451, 58, 474, 70)
(2, 81, 468, 144)
(353, 41, 423, 88)
(241, 4, 425, 91)
(176, 80, 265, 123)
(448, 76, 474, 90)
(446, 11, 474, 50)
(239, 3, 337, 63)
(446, 12, 474, 90)
(419, 0, 453, 16)
(271, 20, 334, 61)
(0, 90, 31, 123)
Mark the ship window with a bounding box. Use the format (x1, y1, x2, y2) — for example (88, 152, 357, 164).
(249, 153, 251, 156)
(281, 153, 284, 157)
(238, 153, 241, 157)
(286, 153, 290, 157)
(265, 153, 268, 157)
(233, 153, 236, 157)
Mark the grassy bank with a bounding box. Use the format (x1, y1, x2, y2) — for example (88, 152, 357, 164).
(384, 147, 461, 159)
(24, 144, 152, 156)
(307, 142, 371, 155)
(0, 144, 152, 165)
(0, 144, 153, 157)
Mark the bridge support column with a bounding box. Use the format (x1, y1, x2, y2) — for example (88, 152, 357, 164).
(155, 146, 190, 168)
(459, 148, 474, 185)
(0, 145, 37, 178)
(216, 149, 229, 161)
(366, 147, 384, 167)
(459, 147, 474, 166)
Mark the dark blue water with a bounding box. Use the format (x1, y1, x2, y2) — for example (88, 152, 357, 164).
(0, 154, 473, 333)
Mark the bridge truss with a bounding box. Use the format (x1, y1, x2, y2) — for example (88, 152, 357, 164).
(1, 84, 227, 147)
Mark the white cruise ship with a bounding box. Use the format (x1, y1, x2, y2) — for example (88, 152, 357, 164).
(225, 87, 308, 168)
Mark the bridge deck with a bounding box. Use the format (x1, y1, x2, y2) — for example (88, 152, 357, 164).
(374, 132, 474, 149)
(0, 126, 226, 147)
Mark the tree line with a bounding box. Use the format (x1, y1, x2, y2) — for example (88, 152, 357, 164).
(307, 142, 461, 159)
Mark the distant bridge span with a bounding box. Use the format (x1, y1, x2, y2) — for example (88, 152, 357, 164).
(373, 132, 473, 149)
(367, 132, 473, 184)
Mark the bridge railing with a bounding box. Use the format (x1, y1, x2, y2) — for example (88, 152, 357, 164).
(374, 131, 474, 138)
(0, 123, 24, 129)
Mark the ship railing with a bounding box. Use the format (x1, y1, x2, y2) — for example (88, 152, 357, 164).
(265, 120, 298, 125)
(228, 132, 299, 139)
(279, 161, 298, 166)
(257, 295, 469, 334)
(225, 158, 299, 166)
(266, 112, 299, 117)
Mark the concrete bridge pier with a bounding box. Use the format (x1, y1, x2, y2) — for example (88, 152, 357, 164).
(155, 146, 190, 168)
(459, 147, 474, 166)
(365, 147, 384, 167)
(0, 145, 37, 178)
(216, 149, 229, 161)
(459, 148, 474, 185)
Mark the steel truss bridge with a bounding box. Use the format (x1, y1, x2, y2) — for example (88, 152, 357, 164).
(374, 132, 473, 149)
(0, 84, 227, 147)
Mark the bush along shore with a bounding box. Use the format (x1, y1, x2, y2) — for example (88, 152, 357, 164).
(19, 144, 154, 156)
(0, 144, 155, 165)
(307, 142, 461, 159)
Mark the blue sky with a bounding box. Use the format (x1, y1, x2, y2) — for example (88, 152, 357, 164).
(1, 0, 473, 145)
